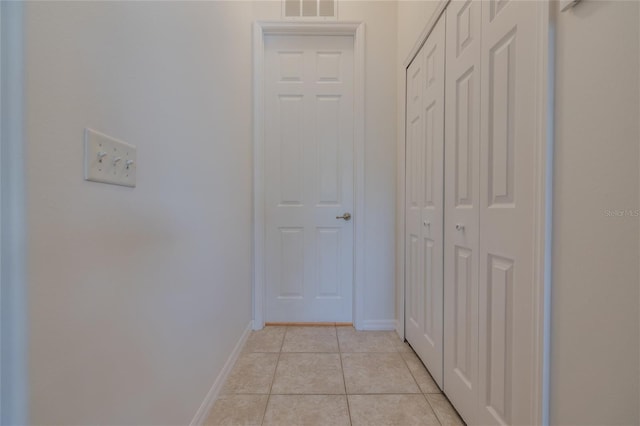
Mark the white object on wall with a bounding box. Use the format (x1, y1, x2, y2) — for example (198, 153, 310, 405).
(84, 128, 137, 187)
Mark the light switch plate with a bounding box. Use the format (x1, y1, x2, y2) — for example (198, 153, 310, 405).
(84, 128, 137, 187)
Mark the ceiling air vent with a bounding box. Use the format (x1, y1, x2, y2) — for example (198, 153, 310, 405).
(283, 0, 337, 19)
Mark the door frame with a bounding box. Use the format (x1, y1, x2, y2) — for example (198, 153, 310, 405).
(252, 21, 365, 330)
(1, 1, 28, 424)
(398, 1, 553, 424)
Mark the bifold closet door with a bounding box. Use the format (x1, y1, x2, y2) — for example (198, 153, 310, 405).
(405, 13, 446, 387)
(477, 1, 539, 424)
(443, 0, 482, 423)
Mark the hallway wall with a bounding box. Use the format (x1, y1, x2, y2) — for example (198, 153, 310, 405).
(24, 2, 255, 424)
(551, 1, 640, 424)
(24, 1, 399, 424)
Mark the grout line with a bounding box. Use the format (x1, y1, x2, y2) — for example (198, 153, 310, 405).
(260, 327, 287, 426)
(423, 393, 444, 426)
(260, 394, 271, 426)
(336, 326, 353, 426)
(399, 349, 425, 394)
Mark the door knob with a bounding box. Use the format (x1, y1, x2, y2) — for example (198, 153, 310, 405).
(455, 223, 465, 231)
(336, 212, 352, 221)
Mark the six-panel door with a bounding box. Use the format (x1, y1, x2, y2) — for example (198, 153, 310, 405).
(405, 13, 446, 389)
(264, 35, 355, 323)
(478, 1, 539, 424)
(444, 0, 482, 421)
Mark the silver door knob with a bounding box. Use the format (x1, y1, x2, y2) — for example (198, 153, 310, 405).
(336, 213, 352, 221)
(456, 224, 465, 231)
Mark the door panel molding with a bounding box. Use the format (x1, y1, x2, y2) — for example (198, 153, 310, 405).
(253, 21, 365, 330)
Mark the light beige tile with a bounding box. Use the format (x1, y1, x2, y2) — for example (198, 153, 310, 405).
(271, 353, 345, 394)
(337, 327, 397, 352)
(426, 393, 465, 425)
(263, 395, 350, 426)
(243, 326, 286, 353)
(204, 394, 268, 426)
(342, 353, 420, 394)
(385, 331, 414, 353)
(222, 353, 278, 394)
(396, 340, 416, 353)
(348, 394, 440, 426)
(401, 351, 442, 394)
(281, 326, 338, 352)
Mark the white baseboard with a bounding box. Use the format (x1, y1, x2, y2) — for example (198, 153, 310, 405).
(190, 320, 253, 426)
(359, 319, 396, 331)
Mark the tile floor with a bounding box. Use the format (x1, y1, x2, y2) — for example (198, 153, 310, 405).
(205, 326, 465, 426)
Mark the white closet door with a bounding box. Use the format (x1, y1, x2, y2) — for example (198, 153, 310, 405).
(405, 47, 425, 368)
(477, 1, 539, 424)
(444, 0, 482, 422)
(405, 14, 446, 388)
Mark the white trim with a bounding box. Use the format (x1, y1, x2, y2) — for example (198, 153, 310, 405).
(534, 2, 553, 425)
(252, 21, 366, 330)
(403, 0, 450, 68)
(359, 320, 396, 331)
(0, 2, 27, 424)
(189, 321, 253, 426)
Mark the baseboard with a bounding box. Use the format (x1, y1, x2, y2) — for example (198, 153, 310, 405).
(359, 319, 396, 331)
(190, 320, 253, 426)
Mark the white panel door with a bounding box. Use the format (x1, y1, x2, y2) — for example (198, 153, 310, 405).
(444, 0, 482, 423)
(264, 35, 354, 322)
(405, 13, 446, 389)
(478, 1, 539, 424)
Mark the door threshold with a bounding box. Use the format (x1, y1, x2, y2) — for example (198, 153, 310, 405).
(265, 322, 353, 327)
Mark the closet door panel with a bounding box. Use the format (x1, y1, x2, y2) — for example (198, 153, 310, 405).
(478, 1, 539, 425)
(405, 48, 425, 359)
(444, 0, 481, 423)
(418, 14, 446, 388)
(405, 13, 446, 389)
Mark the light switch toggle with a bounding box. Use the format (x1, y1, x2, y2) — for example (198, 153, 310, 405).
(84, 128, 137, 187)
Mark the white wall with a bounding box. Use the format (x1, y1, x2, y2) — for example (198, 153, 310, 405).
(24, 2, 254, 424)
(551, 1, 640, 424)
(24, 1, 398, 423)
(253, 1, 399, 327)
(395, 0, 440, 335)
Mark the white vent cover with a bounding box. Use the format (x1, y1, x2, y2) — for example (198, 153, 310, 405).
(283, 0, 337, 19)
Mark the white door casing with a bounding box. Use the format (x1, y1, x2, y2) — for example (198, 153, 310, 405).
(405, 12, 446, 389)
(443, 0, 482, 421)
(264, 34, 354, 322)
(253, 22, 365, 329)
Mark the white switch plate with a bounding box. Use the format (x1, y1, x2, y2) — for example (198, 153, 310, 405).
(84, 128, 137, 187)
